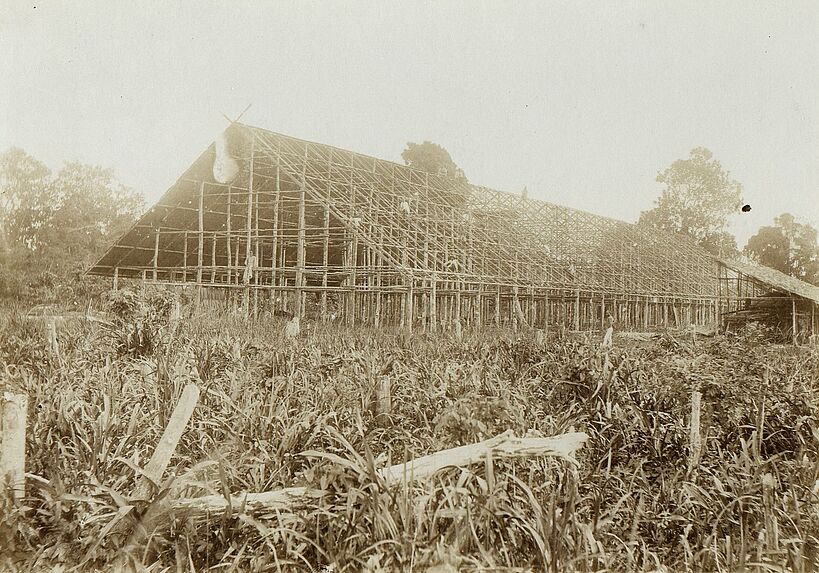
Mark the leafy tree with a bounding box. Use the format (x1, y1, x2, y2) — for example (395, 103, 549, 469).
(639, 147, 743, 256)
(744, 226, 790, 273)
(38, 162, 144, 271)
(0, 147, 144, 303)
(0, 148, 52, 252)
(401, 141, 467, 181)
(745, 213, 819, 284)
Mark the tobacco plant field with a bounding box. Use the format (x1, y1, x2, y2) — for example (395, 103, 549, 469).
(1, 290, 819, 572)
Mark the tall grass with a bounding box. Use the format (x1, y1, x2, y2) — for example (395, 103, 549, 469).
(1, 298, 818, 571)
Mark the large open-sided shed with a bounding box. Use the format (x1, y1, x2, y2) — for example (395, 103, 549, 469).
(90, 122, 764, 332)
(718, 258, 818, 342)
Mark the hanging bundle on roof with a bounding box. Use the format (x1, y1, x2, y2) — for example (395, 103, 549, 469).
(213, 129, 241, 184)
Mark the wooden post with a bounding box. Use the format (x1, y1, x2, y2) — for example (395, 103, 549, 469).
(112, 267, 119, 291)
(1, 392, 28, 501)
(495, 287, 501, 327)
(430, 269, 437, 333)
(347, 153, 357, 326)
(226, 186, 232, 284)
(375, 228, 384, 328)
(321, 205, 329, 320)
(211, 232, 217, 283)
(152, 228, 160, 281)
(119, 384, 200, 566)
(244, 142, 255, 318)
(182, 231, 188, 283)
(196, 181, 204, 307)
(374, 377, 392, 423)
(574, 288, 580, 331)
(271, 164, 280, 305)
(234, 236, 241, 284)
(295, 145, 307, 319)
(132, 384, 200, 500)
(688, 390, 702, 473)
(792, 298, 798, 345)
(406, 278, 414, 333)
(544, 292, 549, 334)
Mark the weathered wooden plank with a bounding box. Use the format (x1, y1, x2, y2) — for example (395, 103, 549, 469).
(1, 393, 28, 500)
(132, 384, 200, 500)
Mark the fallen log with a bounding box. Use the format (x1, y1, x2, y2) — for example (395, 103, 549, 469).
(377, 429, 587, 483)
(172, 486, 320, 513)
(172, 430, 588, 514)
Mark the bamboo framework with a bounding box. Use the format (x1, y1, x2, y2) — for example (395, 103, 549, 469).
(90, 123, 735, 330)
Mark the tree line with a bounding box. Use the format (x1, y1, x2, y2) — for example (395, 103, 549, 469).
(0, 142, 816, 307)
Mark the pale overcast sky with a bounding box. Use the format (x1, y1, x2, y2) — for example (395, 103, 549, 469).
(1, 1, 817, 247)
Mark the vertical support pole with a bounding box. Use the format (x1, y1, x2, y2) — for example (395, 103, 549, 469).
(113, 267, 119, 291)
(430, 267, 437, 333)
(321, 204, 329, 320)
(792, 298, 798, 345)
(375, 228, 384, 328)
(643, 298, 649, 330)
(544, 292, 550, 334)
(574, 288, 580, 331)
(196, 181, 204, 307)
(271, 159, 280, 304)
(350, 229, 359, 324)
(406, 278, 414, 333)
(211, 232, 216, 283)
(1, 392, 28, 501)
(347, 152, 357, 326)
(495, 286, 501, 328)
(234, 236, 240, 283)
(226, 186, 232, 284)
(243, 141, 255, 318)
(152, 228, 160, 281)
(295, 144, 307, 319)
(280, 245, 287, 312)
(253, 177, 260, 319)
(182, 231, 188, 283)
(601, 295, 605, 330)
